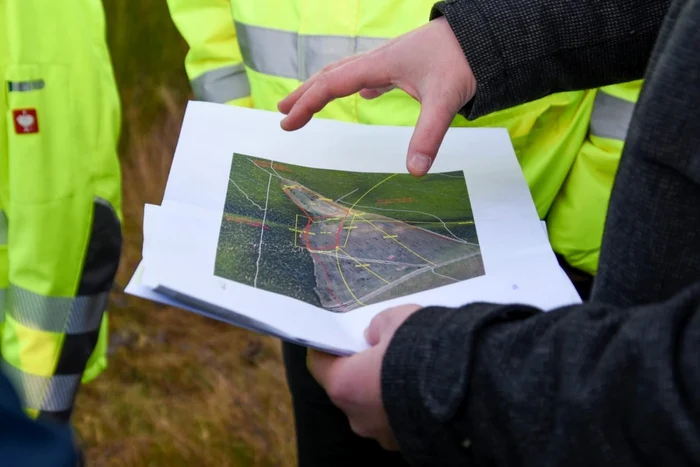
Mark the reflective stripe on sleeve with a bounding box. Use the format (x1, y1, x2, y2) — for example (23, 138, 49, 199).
(1, 360, 81, 413)
(190, 64, 251, 103)
(235, 21, 388, 80)
(589, 91, 636, 141)
(8, 285, 107, 334)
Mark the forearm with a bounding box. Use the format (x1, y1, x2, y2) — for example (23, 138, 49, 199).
(431, 0, 670, 118)
(382, 285, 700, 466)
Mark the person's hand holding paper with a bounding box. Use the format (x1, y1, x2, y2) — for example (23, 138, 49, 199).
(307, 304, 422, 451)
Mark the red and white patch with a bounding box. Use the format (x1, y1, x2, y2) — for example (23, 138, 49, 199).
(12, 109, 39, 134)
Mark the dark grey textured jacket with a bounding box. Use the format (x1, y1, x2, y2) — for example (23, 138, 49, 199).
(382, 0, 700, 465)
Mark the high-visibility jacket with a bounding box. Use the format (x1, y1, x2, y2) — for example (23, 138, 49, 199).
(166, 0, 632, 275)
(0, 0, 123, 423)
(547, 81, 643, 275)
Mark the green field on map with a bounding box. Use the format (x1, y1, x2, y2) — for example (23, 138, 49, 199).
(214, 153, 484, 312)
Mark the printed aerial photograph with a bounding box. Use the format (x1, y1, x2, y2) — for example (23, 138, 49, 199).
(214, 153, 485, 312)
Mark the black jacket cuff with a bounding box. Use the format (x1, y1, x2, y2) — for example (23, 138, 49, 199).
(431, 0, 510, 120)
(381, 303, 539, 465)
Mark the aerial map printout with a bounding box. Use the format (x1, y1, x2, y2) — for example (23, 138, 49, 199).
(216, 154, 484, 313)
(127, 102, 582, 354)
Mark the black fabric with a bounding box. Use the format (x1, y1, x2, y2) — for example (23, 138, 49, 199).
(77, 199, 122, 295)
(282, 342, 410, 467)
(53, 329, 101, 377)
(37, 409, 73, 426)
(430, 0, 670, 120)
(555, 254, 593, 301)
(381, 0, 700, 465)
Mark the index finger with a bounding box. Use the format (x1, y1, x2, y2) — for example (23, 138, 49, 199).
(278, 54, 364, 116)
(306, 349, 342, 390)
(279, 52, 394, 131)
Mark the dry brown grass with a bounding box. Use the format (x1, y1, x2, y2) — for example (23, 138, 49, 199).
(71, 3, 296, 466)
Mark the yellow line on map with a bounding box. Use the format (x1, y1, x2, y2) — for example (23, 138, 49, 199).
(339, 247, 389, 284)
(340, 173, 398, 247)
(335, 247, 365, 306)
(347, 173, 398, 211)
(363, 218, 436, 266)
(342, 214, 357, 247)
(293, 215, 298, 247)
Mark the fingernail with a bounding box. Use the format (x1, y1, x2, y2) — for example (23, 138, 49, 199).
(363, 328, 370, 341)
(408, 154, 432, 174)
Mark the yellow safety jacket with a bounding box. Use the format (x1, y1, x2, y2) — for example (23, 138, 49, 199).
(0, 0, 123, 423)
(167, 0, 637, 276)
(547, 82, 643, 275)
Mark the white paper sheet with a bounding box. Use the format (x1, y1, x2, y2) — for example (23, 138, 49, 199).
(128, 101, 581, 355)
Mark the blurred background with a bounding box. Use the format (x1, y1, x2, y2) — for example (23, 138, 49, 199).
(71, 2, 295, 465)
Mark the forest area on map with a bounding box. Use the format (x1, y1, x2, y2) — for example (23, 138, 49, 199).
(214, 153, 485, 312)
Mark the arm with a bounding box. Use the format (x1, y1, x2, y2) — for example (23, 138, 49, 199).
(382, 285, 700, 466)
(431, 0, 669, 119)
(166, 0, 252, 106)
(278, 0, 669, 175)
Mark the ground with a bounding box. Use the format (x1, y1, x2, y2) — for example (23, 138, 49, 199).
(215, 154, 484, 312)
(71, 3, 295, 466)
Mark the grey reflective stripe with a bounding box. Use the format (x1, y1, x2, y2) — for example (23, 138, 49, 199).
(589, 91, 636, 141)
(235, 21, 388, 80)
(191, 65, 251, 103)
(7, 285, 107, 334)
(65, 292, 109, 334)
(1, 361, 80, 412)
(7, 80, 45, 92)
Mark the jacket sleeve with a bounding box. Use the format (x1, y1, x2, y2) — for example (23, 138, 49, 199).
(166, 0, 252, 106)
(430, 0, 670, 119)
(381, 283, 700, 466)
(0, 371, 78, 466)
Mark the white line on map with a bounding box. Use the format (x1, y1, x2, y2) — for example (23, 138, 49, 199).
(270, 163, 283, 179)
(335, 188, 359, 203)
(254, 173, 272, 288)
(248, 158, 283, 179)
(430, 268, 459, 282)
(229, 178, 265, 211)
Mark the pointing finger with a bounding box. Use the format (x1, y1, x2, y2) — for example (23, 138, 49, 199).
(406, 95, 456, 176)
(280, 53, 394, 131)
(278, 54, 364, 115)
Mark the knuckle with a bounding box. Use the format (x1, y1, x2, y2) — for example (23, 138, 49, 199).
(315, 75, 333, 97)
(369, 311, 389, 331)
(349, 421, 373, 439)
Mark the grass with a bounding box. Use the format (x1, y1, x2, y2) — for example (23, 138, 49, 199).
(71, 3, 296, 465)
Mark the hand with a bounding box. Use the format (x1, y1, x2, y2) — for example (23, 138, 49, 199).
(307, 304, 422, 450)
(278, 16, 476, 177)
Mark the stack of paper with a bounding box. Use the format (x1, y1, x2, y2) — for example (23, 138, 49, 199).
(125, 101, 581, 355)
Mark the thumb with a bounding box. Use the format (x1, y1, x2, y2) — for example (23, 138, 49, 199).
(406, 97, 456, 177)
(365, 304, 423, 345)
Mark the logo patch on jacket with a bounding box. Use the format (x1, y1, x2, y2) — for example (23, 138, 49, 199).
(13, 109, 39, 134)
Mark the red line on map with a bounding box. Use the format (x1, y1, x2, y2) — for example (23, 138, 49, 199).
(281, 187, 345, 309)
